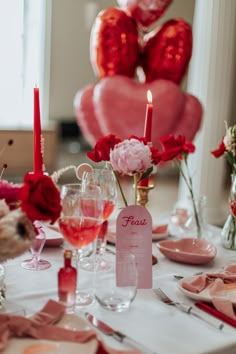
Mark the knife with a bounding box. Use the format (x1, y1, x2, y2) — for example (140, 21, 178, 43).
(85, 312, 157, 354)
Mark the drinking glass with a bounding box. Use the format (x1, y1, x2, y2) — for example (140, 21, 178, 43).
(21, 222, 51, 270)
(81, 168, 117, 271)
(59, 183, 103, 307)
(0, 264, 5, 309)
(94, 251, 137, 312)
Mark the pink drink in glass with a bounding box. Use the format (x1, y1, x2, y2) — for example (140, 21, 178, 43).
(59, 216, 102, 249)
(102, 200, 115, 221)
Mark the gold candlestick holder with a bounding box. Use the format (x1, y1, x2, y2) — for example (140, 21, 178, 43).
(137, 184, 154, 207)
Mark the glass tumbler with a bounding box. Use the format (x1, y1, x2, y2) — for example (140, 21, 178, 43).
(94, 252, 137, 312)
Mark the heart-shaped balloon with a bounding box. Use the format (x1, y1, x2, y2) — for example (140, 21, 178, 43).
(74, 85, 103, 147)
(174, 94, 203, 141)
(93, 76, 186, 145)
(142, 18, 192, 84)
(90, 7, 140, 79)
(117, 0, 173, 29)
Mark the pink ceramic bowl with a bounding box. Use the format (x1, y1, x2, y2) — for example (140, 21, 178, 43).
(157, 238, 217, 265)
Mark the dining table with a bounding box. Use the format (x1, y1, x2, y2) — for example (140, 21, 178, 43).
(2, 224, 236, 354)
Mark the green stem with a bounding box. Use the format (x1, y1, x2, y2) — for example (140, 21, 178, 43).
(133, 173, 138, 205)
(175, 158, 202, 238)
(113, 170, 128, 207)
(228, 215, 236, 249)
(184, 158, 202, 238)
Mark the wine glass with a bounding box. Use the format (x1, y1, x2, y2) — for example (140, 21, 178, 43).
(58, 183, 103, 307)
(81, 168, 117, 271)
(21, 221, 51, 270)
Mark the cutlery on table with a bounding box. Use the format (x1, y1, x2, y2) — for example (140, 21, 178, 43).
(195, 301, 236, 328)
(173, 272, 203, 280)
(153, 288, 225, 330)
(85, 312, 157, 354)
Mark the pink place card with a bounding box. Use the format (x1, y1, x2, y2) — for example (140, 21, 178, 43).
(116, 205, 152, 289)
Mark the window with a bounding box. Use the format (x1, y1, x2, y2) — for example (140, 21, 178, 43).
(0, 0, 51, 128)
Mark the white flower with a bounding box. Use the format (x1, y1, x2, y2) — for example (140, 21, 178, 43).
(224, 122, 236, 156)
(224, 127, 233, 151)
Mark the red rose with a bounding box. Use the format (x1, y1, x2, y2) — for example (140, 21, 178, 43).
(211, 139, 226, 158)
(20, 173, 61, 224)
(231, 200, 236, 218)
(183, 141, 195, 154)
(159, 134, 195, 161)
(150, 146, 162, 165)
(87, 134, 122, 162)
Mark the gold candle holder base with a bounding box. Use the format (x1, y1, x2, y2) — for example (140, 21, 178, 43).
(137, 184, 154, 207)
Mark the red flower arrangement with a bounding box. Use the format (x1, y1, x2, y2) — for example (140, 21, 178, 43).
(87, 134, 161, 206)
(157, 134, 202, 238)
(87, 134, 197, 230)
(87, 132, 201, 236)
(20, 173, 62, 224)
(211, 122, 236, 248)
(211, 122, 236, 174)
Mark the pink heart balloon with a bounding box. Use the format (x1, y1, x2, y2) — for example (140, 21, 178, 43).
(74, 85, 104, 147)
(93, 76, 186, 145)
(117, 0, 173, 29)
(174, 94, 203, 141)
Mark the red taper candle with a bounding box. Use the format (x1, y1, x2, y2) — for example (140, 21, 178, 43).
(139, 90, 153, 187)
(34, 87, 43, 175)
(144, 90, 153, 142)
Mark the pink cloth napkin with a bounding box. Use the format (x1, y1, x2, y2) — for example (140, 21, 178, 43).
(182, 264, 236, 320)
(0, 300, 140, 354)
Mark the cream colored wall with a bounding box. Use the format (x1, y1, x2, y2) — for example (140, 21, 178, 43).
(0, 1, 195, 178)
(49, 0, 195, 122)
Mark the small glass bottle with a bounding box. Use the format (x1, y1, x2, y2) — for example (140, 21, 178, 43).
(58, 250, 77, 313)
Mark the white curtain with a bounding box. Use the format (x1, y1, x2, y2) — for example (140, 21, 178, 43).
(0, 0, 51, 128)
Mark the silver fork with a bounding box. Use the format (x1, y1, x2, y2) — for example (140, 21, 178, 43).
(153, 288, 225, 330)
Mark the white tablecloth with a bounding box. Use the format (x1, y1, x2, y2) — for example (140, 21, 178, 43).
(2, 226, 236, 354)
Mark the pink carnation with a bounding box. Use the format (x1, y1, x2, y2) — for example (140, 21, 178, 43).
(110, 138, 152, 175)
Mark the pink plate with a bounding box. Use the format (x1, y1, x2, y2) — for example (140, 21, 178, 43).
(42, 224, 64, 247)
(157, 238, 217, 265)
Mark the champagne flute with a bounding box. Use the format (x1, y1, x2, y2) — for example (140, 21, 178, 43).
(81, 168, 117, 271)
(58, 183, 103, 307)
(21, 221, 51, 270)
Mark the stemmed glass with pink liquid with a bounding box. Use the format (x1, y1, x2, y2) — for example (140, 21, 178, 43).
(58, 183, 103, 307)
(21, 221, 51, 271)
(81, 168, 117, 271)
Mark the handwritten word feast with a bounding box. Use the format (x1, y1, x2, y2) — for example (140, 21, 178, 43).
(122, 216, 147, 227)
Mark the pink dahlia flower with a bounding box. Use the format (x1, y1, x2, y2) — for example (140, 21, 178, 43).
(110, 138, 152, 175)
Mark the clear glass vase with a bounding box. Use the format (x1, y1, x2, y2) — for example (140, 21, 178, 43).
(169, 195, 207, 239)
(222, 174, 236, 250)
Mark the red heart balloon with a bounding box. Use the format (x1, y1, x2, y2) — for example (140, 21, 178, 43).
(74, 85, 104, 147)
(93, 76, 186, 145)
(90, 7, 140, 79)
(142, 18, 192, 84)
(117, 0, 173, 29)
